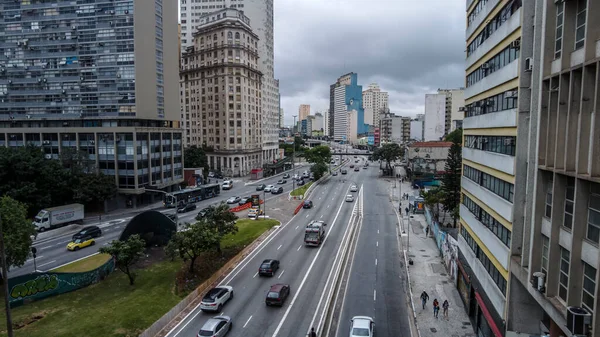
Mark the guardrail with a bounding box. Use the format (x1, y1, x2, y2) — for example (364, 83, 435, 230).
(228, 200, 264, 213)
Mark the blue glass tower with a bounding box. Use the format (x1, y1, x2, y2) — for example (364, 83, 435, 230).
(344, 73, 366, 135)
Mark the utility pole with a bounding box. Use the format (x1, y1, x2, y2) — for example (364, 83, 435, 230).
(293, 115, 298, 195)
(0, 215, 14, 337)
(263, 190, 266, 219)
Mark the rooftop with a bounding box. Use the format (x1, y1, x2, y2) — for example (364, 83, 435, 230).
(409, 141, 453, 148)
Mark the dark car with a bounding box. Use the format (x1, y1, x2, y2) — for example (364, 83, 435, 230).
(259, 259, 280, 276)
(277, 179, 287, 184)
(72, 226, 102, 241)
(256, 184, 266, 191)
(196, 208, 212, 220)
(332, 171, 338, 176)
(265, 284, 290, 306)
(283, 173, 290, 179)
(354, 167, 360, 172)
(271, 186, 284, 194)
(297, 179, 305, 186)
(177, 203, 197, 213)
(238, 197, 251, 206)
(341, 169, 348, 175)
(303, 200, 313, 209)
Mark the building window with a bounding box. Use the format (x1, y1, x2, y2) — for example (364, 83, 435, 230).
(463, 165, 514, 203)
(541, 235, 549, 276)
(462, 194, 512, 247)
(559, 247, 570, 302)
(464, 89, 518, 117)
(564, 178, 575, 230)
(459, 226, 507, 294)
(575, 0, 587, 50)
(466, 1, 523, 57)
(545, 184, 553, 218)
(464, 135, 516, 156)
(586, 184, 600, 244)
(466, 45, 520, 88)
(582, 261, 597, 312)
(555, 2, 564, 58)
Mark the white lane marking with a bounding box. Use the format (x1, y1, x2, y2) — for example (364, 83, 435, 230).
(277, 244, 282, 250)
(295, 226, 299, 230)
(319, 197, 322, 200)
(375, 258, 378, 266)
(221, 312, 225, 316)
(40, 245, 53, 250)
(331, 197, 335, 200)
(103, 242, 110, 246)
(26, 255, 44, 262)
(374, 290, 377, 301)
(243, 315, 253, 328)
(377, 229, 380, 234)
(253, 272, 258, 278)
(278, 269, 285, 279)
(37, 260, 56, 268)
(306, 214, 309, 218)
(272, 184, 351, 337)
(320, 214, 323, 219)
(327, 205, 330, 208)
(297, 245, 302, 251)
(47, 252, 99, 272)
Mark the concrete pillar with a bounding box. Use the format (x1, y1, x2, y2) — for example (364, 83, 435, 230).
(545, 173, 565, 298)
(566, 178, 589, 306)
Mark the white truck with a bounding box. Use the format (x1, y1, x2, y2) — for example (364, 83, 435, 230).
(32, 203, 85, 232)
(304, 220, 326, 246)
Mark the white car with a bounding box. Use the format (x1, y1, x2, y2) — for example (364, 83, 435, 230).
(349, 316, 374, 337)
(226, 196, 241, 204)
(200, 286, 234, 312)
(345, 194, 354, 202)
(350, 185, 358, 192)
(264, 185, 275, 192)
(222, 181, 233, 190)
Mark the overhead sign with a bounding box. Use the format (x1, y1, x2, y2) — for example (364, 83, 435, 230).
(367, 136, 374, 145)
(251, 194, 260, 207)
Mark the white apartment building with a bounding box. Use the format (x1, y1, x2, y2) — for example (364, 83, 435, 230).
(333, 86, 347, 141)
(346, 110, 358, 144)
(279, 108, 284, 128)
(424, 93, 446, 141)
(313, 113, 324, 133)
(363, 83, 389, 127)
(179, 0, 278, 162)
(323, 109, 329, 136)
(180, 9, 262, 177)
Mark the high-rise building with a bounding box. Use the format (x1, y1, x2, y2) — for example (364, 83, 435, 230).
(180, 9, 262, 177)
(313, 113, 324, 133)
(410, 120, 424, 142)
(458, 0, 523, 336)
(362, 83, 389, 127)
(505, 1, 600, 337)
(323, 109, 330, 137)
(424, 93, 446, 141)
(279, 108, 284, 129)
(298, 104, 310, 121)
(331, 72, 365, 141)
(346, 110, 358, 144)
(0, 0, 182, 208)
(179, 0, 278, 162)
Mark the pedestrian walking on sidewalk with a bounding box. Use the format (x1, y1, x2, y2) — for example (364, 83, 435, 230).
(420, 291, 429, 309)
(426, 226, 429, 236)
(433, 299, 440, 318)
(405, 207, 409, 215)
(442, 300, 449, 319)
(309, 327, 317, 337)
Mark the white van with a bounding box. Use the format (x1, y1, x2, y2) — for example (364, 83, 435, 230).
(222, 181, 233, 190)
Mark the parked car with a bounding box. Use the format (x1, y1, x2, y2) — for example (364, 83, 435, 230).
(178, 203, 197, 213)
(271, 187, 284, 194)
(264, 185, 275, 192)
(67, 236, 95, 251)
(200, 286, 234, 312)
(303, 200, 313, 209)
(258, 259, 280, 276)
(350, 185, 358, 192)
(238, 197, 251, 206)
(345, 194, 355, 202)
(349, 316, 374, 337)
(72, 226, 102, 241)
(283, 173, 290, 179)
(277, 179, 287, 184)
(265, 284, 290, 307)
(256, 184, 266, 191)
(226, 196, 241, 204)
(197, 316, 232, 337)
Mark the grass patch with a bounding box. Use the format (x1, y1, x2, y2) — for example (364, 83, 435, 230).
(290, 181, 313, 196)
(0, 219, 279, 337)
(52, 253, 111, 273)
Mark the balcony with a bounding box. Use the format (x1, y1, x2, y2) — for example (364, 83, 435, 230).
(463, 147, 515, 175)
(463, 108, 517, 129)
(461, 177, 513, 222)
(466, 0, 500, 39)
(465, 60, 519, 99)
(460, 204, 509, 269)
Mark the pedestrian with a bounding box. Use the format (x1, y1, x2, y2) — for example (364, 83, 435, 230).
(433, 299, 440, 318)
(420, 291, 429, 309)
(426, 226, 429, 236)
(405, 207, 409, 215)
(309, 327, 317, 337)
(442, 300, 449, 319)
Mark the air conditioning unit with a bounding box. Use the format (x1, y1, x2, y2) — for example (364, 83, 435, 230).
(42, 140, 50, 145)
(89, 140, 95, 145)
(486, 99, 494, 106)
(567, 306, 591, 336)
(44, 154, 52, 160)
(532, 272, 546, 292)
(510, 40, 520, 49)
(458, 107, 465, 111)
(481, 63, 490, 70)
(525, 57, 533, 72)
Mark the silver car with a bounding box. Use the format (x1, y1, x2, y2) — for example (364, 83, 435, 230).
(350, 185, 358, 192)
(345, 194, 354, 202)
(198, 316, 232, 337)
(349, 316, 374, 337)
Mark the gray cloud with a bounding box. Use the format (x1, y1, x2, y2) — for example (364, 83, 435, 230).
(274, 0, 465, 126)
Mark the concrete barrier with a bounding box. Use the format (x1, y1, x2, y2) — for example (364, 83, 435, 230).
(140, 224, 278, 337)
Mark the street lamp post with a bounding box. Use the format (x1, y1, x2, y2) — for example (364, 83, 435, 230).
(292, 115, 298, 195)
(0, 215, 13, 337)
(263, 190, 266, 219)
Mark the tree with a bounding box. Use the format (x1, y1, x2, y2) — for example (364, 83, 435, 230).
(184, 146, 208, 172)
(204, 203, 238, 254)
(422, 188, 443, 222)
(294, 136, 305, 151)
(310, 162, 329, 180)
(441, 142, 462, 227)
(0, 196, 36, 276)
(165, 221, 220, 273)
(304, 145, 332, 166)
(372, 143, 404, 176)
(99, 235, 145, 285)
(60, 147, 96, 175)
(73, 173, 118, 210)
(445, 128, 463, 145)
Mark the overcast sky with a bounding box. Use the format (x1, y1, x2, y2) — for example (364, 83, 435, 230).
(274, 0, 465, 126)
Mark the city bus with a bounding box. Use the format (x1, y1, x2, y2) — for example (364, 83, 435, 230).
(164, 183, 221, 208)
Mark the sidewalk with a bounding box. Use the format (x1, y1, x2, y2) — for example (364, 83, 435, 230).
(394, 181, 474, 337)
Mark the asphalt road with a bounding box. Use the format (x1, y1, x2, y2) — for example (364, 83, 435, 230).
(9, 166, 318, 278)
(165, 162, 371, 337)
(336, 171, 412, 337)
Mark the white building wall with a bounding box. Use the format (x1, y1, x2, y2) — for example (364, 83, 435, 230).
(323, 109, 329, 136)
(362, 83, 388, 127)
(334, 86, 347, 141)
(410, 120, 423, 141)
(449, 89, 464, 131)
(312, 114, 324, 132)
(424, 94, 446, 141)
(346, 110, 358, 144)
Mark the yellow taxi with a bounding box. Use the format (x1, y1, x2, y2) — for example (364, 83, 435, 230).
(248, 207, 264, 218)
(67, 236, 96, 251)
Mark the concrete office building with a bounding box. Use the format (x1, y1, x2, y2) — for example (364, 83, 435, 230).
(323, 109, 329, 137)
(424, 93, 447, 141)
(301, 117, 313, 137)
(363, 83, 389, 127)
(379, 112, 410, 144)
(505, 1, 600, 337)
(410, 120, 424, 141)
(439, 88, 465, 133)
(459, 0, 524, 336)
(0, 0, 182, 208)
(331, 72, 365, 141)
(179, 0, 278, 162)
(346, 110, 358, 144)
(312, 113, 324, 133)
(279, 108, 284, 129)
(298, 104, 310, 121)
(180, 9, 262, 177)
